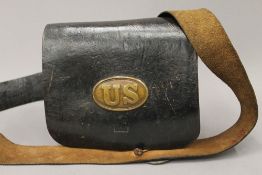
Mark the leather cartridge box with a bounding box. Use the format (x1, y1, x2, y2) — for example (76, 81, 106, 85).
(42, 17, 199, 150)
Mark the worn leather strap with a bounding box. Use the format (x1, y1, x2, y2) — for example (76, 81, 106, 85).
(0, 8, 258, 164)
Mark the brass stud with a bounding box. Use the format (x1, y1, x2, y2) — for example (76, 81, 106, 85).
(134, 148, 144, 157)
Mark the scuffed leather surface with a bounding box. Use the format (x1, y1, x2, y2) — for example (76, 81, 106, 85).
(42, 17, 199, 150)
(0, 73, 43, 111)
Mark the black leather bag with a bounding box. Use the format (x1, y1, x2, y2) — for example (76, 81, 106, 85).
(42, 17, 199, 150)
(0, 9, 257, 165)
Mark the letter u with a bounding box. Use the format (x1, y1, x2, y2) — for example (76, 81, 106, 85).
(101, 84, 120, 106)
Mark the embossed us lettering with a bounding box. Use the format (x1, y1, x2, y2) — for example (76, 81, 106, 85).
(92, 76, 148, 111)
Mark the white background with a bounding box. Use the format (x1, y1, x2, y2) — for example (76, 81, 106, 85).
(0, 0, 261, 174)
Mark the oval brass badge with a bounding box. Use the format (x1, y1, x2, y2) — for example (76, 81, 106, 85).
(92, 76, 148, 111)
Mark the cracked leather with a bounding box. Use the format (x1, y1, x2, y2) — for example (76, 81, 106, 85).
(42, 17, 199, 150)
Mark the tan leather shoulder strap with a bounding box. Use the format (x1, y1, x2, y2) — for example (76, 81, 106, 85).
(159, 8, 258, 157)
(0, 9, 258, 164)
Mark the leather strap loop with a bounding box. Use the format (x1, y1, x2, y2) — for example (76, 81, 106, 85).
(159, 8, 258, 157)
(0, 8, 258, 164)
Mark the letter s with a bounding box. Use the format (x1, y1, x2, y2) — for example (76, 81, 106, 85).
(123, 83, 139, 105)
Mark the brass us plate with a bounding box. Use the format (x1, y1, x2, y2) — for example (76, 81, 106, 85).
(92, 76, 148, 111)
